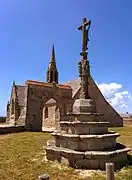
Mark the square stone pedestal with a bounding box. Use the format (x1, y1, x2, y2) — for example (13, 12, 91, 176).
(45, 98, 131, 170)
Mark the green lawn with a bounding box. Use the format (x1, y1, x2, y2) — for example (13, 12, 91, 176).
(0, 125, 132, 180)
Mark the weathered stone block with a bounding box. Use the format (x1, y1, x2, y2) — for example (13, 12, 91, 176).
(60, 121, 109, 135)
(76, 159, 100, 169)
(73, 99, 96, 113)
(67, 140, 78, 150)
(55, 137, 67, 148)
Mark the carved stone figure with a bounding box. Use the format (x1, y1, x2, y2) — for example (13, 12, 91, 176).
(78, 18, 91, 60)
(78, 18, 91, 99)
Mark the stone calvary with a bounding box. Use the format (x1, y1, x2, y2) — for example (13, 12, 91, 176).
(6, 20, 123, 131)
(45, 18, 131, 169)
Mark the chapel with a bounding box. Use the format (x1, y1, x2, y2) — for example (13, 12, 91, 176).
(6, 45, 123, 131)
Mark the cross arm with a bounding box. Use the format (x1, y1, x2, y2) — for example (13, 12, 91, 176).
(84, 20, 91, 27)
(78, 20, 91, 31)
(78, 25, 82, 30)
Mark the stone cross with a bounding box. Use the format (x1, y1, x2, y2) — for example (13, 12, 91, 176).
(78, 18, 91, 99)
(78, 17, 91, 60)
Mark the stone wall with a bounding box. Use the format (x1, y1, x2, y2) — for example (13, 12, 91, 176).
(17, 107, 26, 125)
(55, 106, 60, 128)
(0, 125, 25, 134)
(42, 99, 61, 129)
(25, 80, 72, 131)
(123, 119, 132, 125)
(0, 117, 6, 123)
(43, 106, 56, 128)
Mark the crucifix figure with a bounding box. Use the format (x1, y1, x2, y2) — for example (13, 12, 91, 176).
(78, 17, 91, 60)
(78, 18, 91, 99)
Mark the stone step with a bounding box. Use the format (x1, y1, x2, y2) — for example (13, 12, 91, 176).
(42, 127, 55, 132)
(52, 131, 120, 151)
(62, 112, 106, 122)
(60, 121, 110, 135)
(45, 143, 131, 170)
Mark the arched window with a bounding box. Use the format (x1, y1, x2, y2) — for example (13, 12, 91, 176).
(45, 107, 48, 118)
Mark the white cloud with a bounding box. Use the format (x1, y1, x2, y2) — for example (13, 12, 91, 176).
(120, 104, 128, 108)
(98, 82, 132, 113)
(98, 83, 122, 99)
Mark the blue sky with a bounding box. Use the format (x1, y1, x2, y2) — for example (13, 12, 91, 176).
(0, 0, 132, 115)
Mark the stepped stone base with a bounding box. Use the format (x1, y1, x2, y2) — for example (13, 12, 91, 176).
(53, 131, 120, 151)
(42, 127, 55, 132)
(60, 121, 109, 134)
(45, 142, 131, 170)
(62, 112, 105, 122)
(45, 98, 131, 169)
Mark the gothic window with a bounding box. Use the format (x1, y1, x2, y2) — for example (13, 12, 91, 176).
(45, 107, 48, 118)
(11, 99, 14, 115)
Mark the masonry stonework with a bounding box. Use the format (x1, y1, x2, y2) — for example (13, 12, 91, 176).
(24, 81, 72, 131)
(45, 18, 130, 170)
(6, 41, 123, 130)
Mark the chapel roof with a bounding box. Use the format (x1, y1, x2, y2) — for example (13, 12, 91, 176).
(15, 85, 26, 106)
(14, 79, 79, 106)
(65, 78, 81, 97)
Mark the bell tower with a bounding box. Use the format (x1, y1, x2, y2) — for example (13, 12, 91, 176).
(46, 45, 58, 84)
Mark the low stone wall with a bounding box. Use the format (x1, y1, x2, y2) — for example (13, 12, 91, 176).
(123, 120, 132, 125)
(0, 116, 6, 123)
(0, 125, 25, 134)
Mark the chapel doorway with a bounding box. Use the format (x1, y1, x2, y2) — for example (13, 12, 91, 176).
(42, 98, 60, 130)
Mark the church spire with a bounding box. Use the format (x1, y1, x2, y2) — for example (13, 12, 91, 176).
(46, 45, 58, 84)
(50, 44, 56, 63)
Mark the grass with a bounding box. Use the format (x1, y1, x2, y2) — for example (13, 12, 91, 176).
(0, 125, 131, 180)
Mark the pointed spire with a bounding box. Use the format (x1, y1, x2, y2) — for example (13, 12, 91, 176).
(46, 45, 59, 84)
(50, 44, 56, 63)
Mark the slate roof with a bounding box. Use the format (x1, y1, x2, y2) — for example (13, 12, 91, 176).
(16, 85, 25, 106)
(65, 78, 81, 97)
